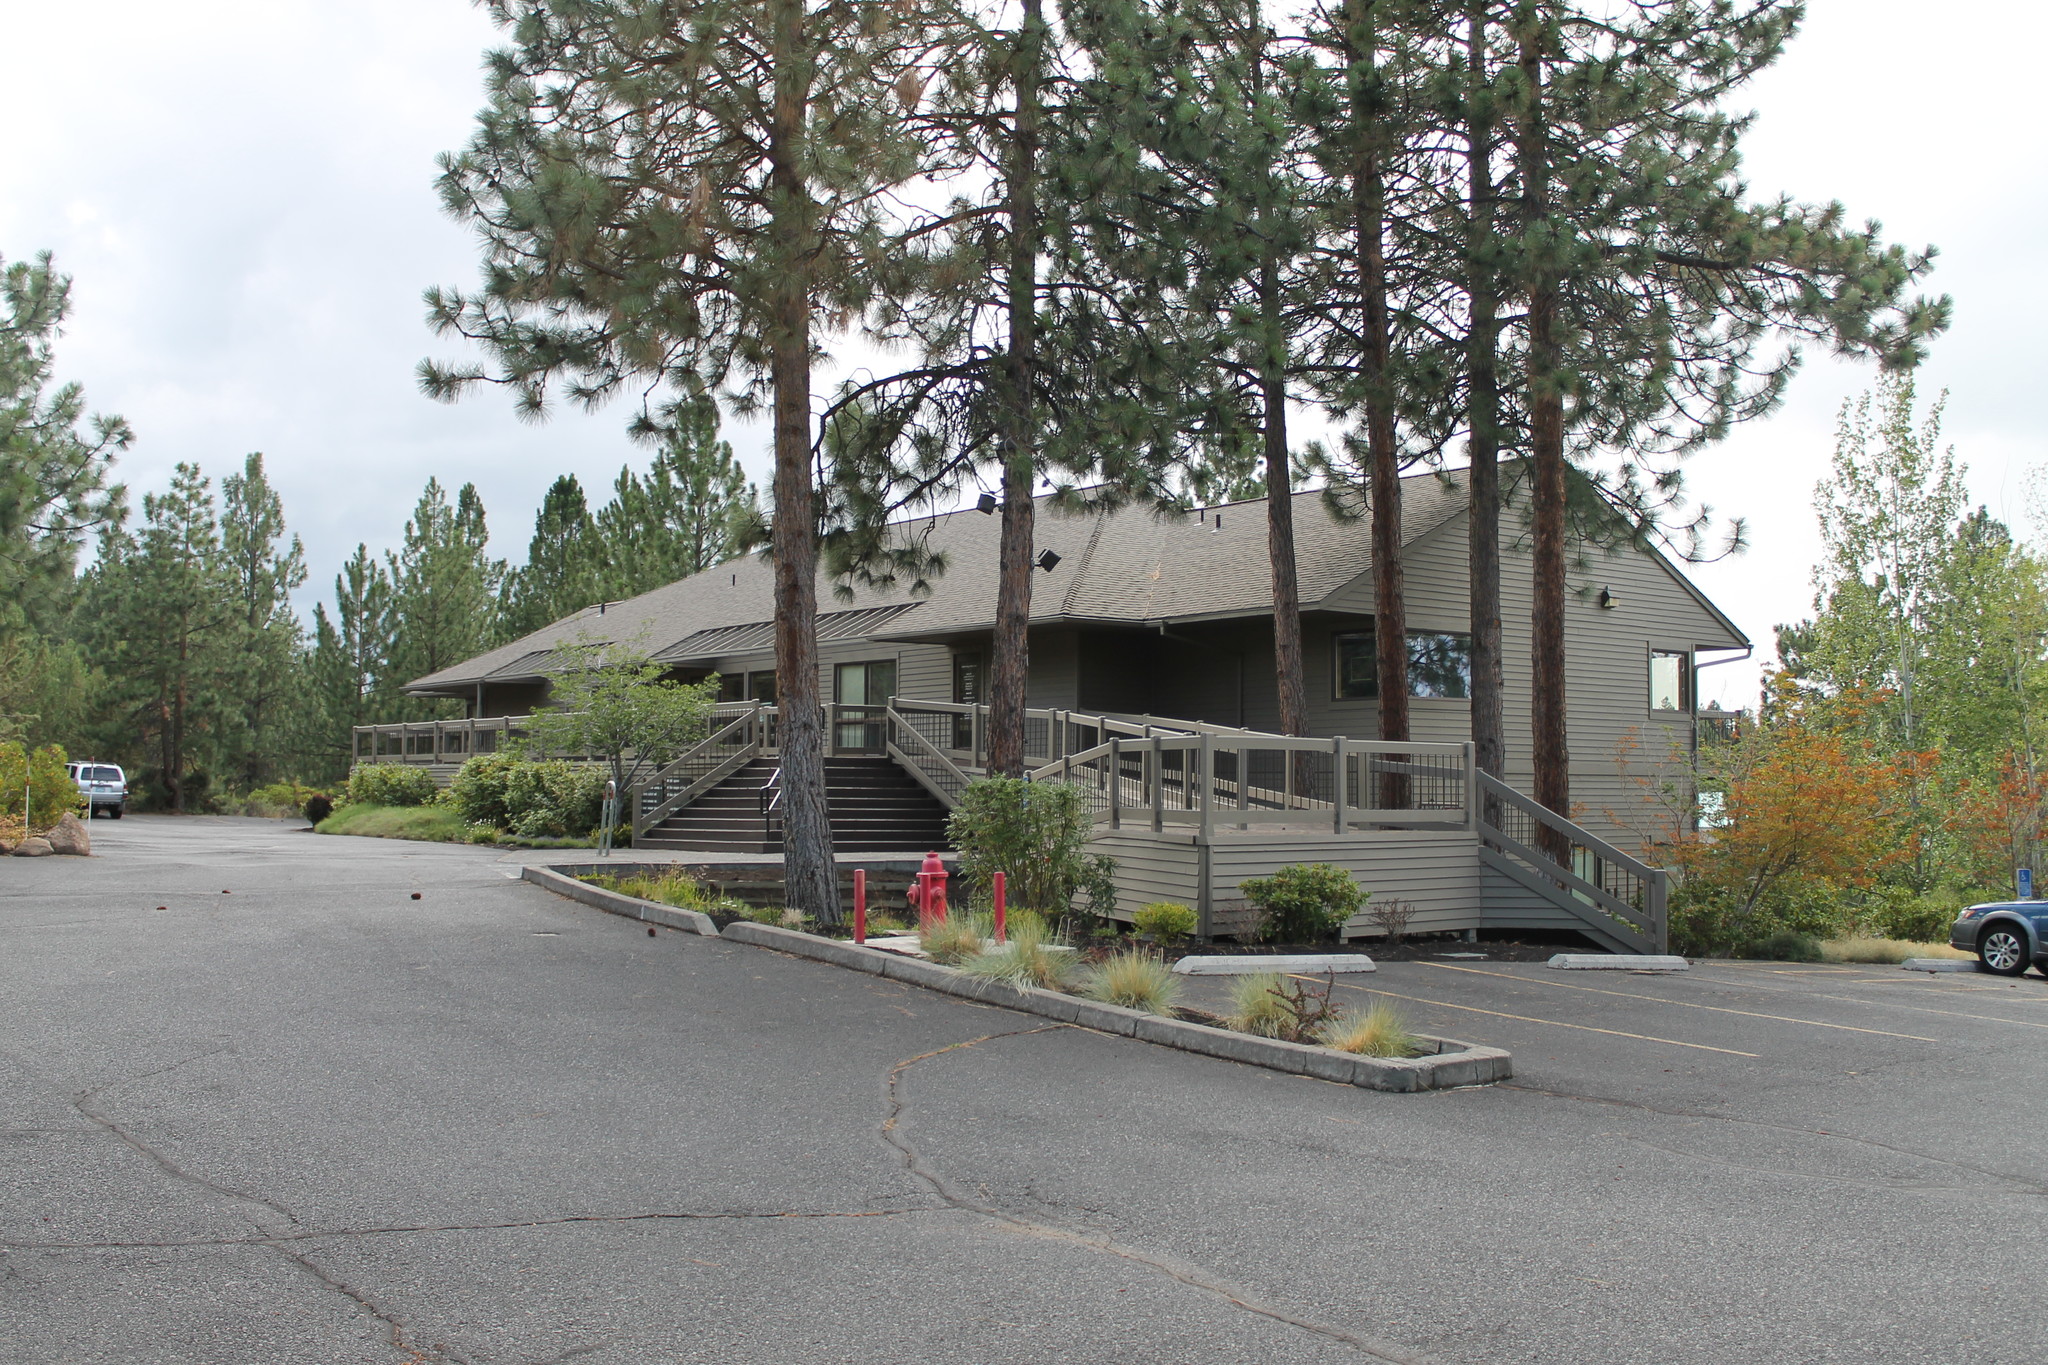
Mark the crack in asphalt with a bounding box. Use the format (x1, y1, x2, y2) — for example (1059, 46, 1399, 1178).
(3, 1206, 947, 1253)
(880, 1027, 1445, 1365)
(1500, 1082, 2048, 1195)
(269, 1241, 460, 1365)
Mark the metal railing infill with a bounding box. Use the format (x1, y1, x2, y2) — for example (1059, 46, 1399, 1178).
(630, 703, 765, 842)
(1475, 772, 1667, 952)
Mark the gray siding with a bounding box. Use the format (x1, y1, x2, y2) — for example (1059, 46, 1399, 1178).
(1088, 830, 1204, 919)
(1205, 829, 1484, 940)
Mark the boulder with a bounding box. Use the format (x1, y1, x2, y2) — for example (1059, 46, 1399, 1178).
(13, 837, 54, 857)
(46, 813, 92, 856)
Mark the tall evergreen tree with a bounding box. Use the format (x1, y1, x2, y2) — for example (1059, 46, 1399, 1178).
(385, 479, 504, 691)
(306, 545, 398, 779)
(501, 474, 600, 638)
(219, 452, 307, 786)
(594, 400, 760, 600)
(425, 0, 964, 920)
(86, 463, 235, 811)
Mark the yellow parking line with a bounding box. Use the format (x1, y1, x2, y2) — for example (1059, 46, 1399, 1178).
(1412, 962, 1940, 1043)
(1291, 976, 1759, 1057)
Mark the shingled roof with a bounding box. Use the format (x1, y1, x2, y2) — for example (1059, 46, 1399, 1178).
(406, 474, 1468, 694)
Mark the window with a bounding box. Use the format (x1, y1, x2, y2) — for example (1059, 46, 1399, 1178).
(952, 652, 983, 749)
(716, 672, 745, 703)
(834, 659, 896, 705)
(716, 671, 777, 704)
(1334, 629, 1473, 700)
(1649, 650, 1691, 712)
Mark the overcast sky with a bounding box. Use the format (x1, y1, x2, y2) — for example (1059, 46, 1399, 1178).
(6, 1, 2041, 707)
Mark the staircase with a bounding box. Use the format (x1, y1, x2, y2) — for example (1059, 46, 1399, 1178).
(635, 756, 954, 854)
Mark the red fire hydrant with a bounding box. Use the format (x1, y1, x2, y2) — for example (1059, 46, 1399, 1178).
(906, 850, 949, 928)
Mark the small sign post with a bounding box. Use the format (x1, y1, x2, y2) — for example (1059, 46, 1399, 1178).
(599, 780, 618, 858)
(2020, 868, 2035, 901)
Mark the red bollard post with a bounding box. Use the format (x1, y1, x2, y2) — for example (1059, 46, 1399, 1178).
(854, 869, 867, 945)
(993, 870, 1006, 943)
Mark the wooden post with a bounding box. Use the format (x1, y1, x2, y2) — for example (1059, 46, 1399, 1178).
(1198, 732, 1213, 839)
(1108, 736, 1122, 830)
(1151, 737, 1164, 833)
(1333, 736, 1348, 834)
(1462, 741, 1478, 832)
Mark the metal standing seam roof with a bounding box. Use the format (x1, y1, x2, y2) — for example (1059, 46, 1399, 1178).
(404, 471, 1682, 694)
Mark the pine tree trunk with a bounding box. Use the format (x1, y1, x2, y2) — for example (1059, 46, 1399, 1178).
(769, 0, 837, 922)
(1347, 0, 1408, 808)
(987, 0, 1044, 781)
(1514, 16, 1570, 851)
(1464, 5, 1506, 795)
(1253, 14, 1307, 747)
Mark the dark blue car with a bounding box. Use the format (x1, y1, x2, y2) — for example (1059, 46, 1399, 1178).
(1952, 900, 2048, 977)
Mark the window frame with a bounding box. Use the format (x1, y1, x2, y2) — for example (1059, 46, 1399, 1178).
(1648, 649, 1693, 714)
(1332, 627, 1474, 702)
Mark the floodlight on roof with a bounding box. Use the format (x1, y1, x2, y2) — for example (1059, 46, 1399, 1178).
(1035, 549, 1062, 573)
(976, 492, 999, 515)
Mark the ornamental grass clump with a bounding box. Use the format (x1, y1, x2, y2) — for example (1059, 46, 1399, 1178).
(1227, 972, 1295, 1038)
(919, 913, 989, 966)
(962, 921, 1073, 990)
(1327, 1000, 1422, 1059)
(1081, 949, 1180, 1015)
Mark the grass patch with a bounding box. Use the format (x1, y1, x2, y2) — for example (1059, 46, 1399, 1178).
(1227, 972, 1294, 1039)
(1820, 936, 1971, 964)
(962, 920, 1073, 990)
(919, 913, 990, 965)
(315, 804, 470, 843)
(1080, 949, 1180, 1015)
(1326, 999, 1421, 1058)
(582, 869, 752, 919)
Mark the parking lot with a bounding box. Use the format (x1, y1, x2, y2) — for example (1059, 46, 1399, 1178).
(6, 817, 2045, 1365)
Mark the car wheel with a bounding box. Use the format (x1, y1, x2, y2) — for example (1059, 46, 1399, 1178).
(1978, 925, 2029, 976)
(109, 808, 123, 820)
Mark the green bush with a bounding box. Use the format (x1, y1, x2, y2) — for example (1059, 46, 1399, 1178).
(1670, 873, 1853, 957)
(449, 751, 523, 826)
(346, 763, 437, 808)
(1857, 884, 1965, 944)
(0, 742, 82, 832)
(500, 760, 605, 838)
(1239, 863, 1363, 943)
(1734, 930, 1822, 962)
(947, 776, 1117, 921)
(1132, 901, 1197, 945)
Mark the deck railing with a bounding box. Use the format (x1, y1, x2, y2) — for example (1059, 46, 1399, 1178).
(630, 704, 768, 842)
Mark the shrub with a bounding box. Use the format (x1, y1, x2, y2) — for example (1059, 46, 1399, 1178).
(948, 776, 1118, 921)
(346, 763, 437, 808)
(1735, 930, 1822, 962)
(449, 751, 523, 826)
(1365, 897, 1414, 944)
(305, 795, 334, 826)
(1081, 949, 1180, 1015)
(585, 869, 750, 917)
(1856, 884, 1966, 944)
(1239, 864, 1363, 943)
(1132, 901, 1197, 946)
(0, 742, 83, 831)
(1327, 1000, 1421, 1058)
(499, 760, 606, 838)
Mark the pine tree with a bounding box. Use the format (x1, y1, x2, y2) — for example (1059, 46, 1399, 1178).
(86, 463, 235, 811)
(306, 545, 398, 780)
(424, 0, 964, 920)
(218, 453, 307, 787)
(594, 399, 759, 600)
(385, 479, 504, 693)
(501, 475, 600, 639)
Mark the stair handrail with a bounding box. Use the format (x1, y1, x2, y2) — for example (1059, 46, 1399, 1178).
(885, 705, 973, 809)
(759, 765, 784, 840)
(1475, 772, 1668, 949)
(630, 702, 764, 842)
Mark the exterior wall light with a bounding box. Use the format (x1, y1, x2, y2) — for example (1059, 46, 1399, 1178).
(1035, 549, 1062, 572)
(1598, 587, 1618, 609)
(976, 492, 998, 514)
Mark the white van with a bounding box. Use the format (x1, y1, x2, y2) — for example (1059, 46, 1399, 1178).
(65, 762, 129, 818)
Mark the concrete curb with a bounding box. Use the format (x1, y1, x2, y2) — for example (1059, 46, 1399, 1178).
(1173, 953, 1376, 976)
(1901, 958, 1981, 973)
(718, 922, 1511, 1092)
(522, 865, 721, 936)
(1548, 953, 1689, 971)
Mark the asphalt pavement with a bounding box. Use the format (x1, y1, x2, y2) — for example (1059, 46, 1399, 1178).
(4, 816, 2043, 1365)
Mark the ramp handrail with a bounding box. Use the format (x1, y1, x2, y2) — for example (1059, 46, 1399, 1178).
(1475, 772, 1668, 951)
(630, 703, 765, 842)
(886, 706, 974, 810)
